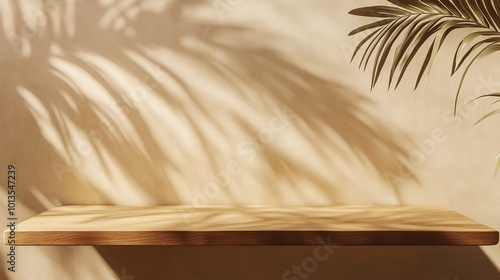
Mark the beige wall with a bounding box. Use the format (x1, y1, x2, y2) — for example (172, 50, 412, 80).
(1, 0, 499, 279)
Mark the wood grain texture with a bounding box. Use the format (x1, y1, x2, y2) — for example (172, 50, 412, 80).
(4, 205, 498, 246)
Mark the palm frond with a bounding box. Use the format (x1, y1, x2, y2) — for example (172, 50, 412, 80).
(474, 108, 500, 125)
(349, 0, 500, 114)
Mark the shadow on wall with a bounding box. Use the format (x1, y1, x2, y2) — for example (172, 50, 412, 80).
(1, 0, 415, 212)
(97, 245, 500, 280)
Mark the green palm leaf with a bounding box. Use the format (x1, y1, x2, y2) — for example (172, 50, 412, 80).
(349, 0, 500, 114)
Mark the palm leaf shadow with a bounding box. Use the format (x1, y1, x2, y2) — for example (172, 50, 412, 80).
(0, 0, 418, 211)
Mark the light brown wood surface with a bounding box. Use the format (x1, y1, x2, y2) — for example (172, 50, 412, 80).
(4, 205, 498, 246)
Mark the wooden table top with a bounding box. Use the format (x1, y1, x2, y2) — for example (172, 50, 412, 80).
(4, 205, 498, 246)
